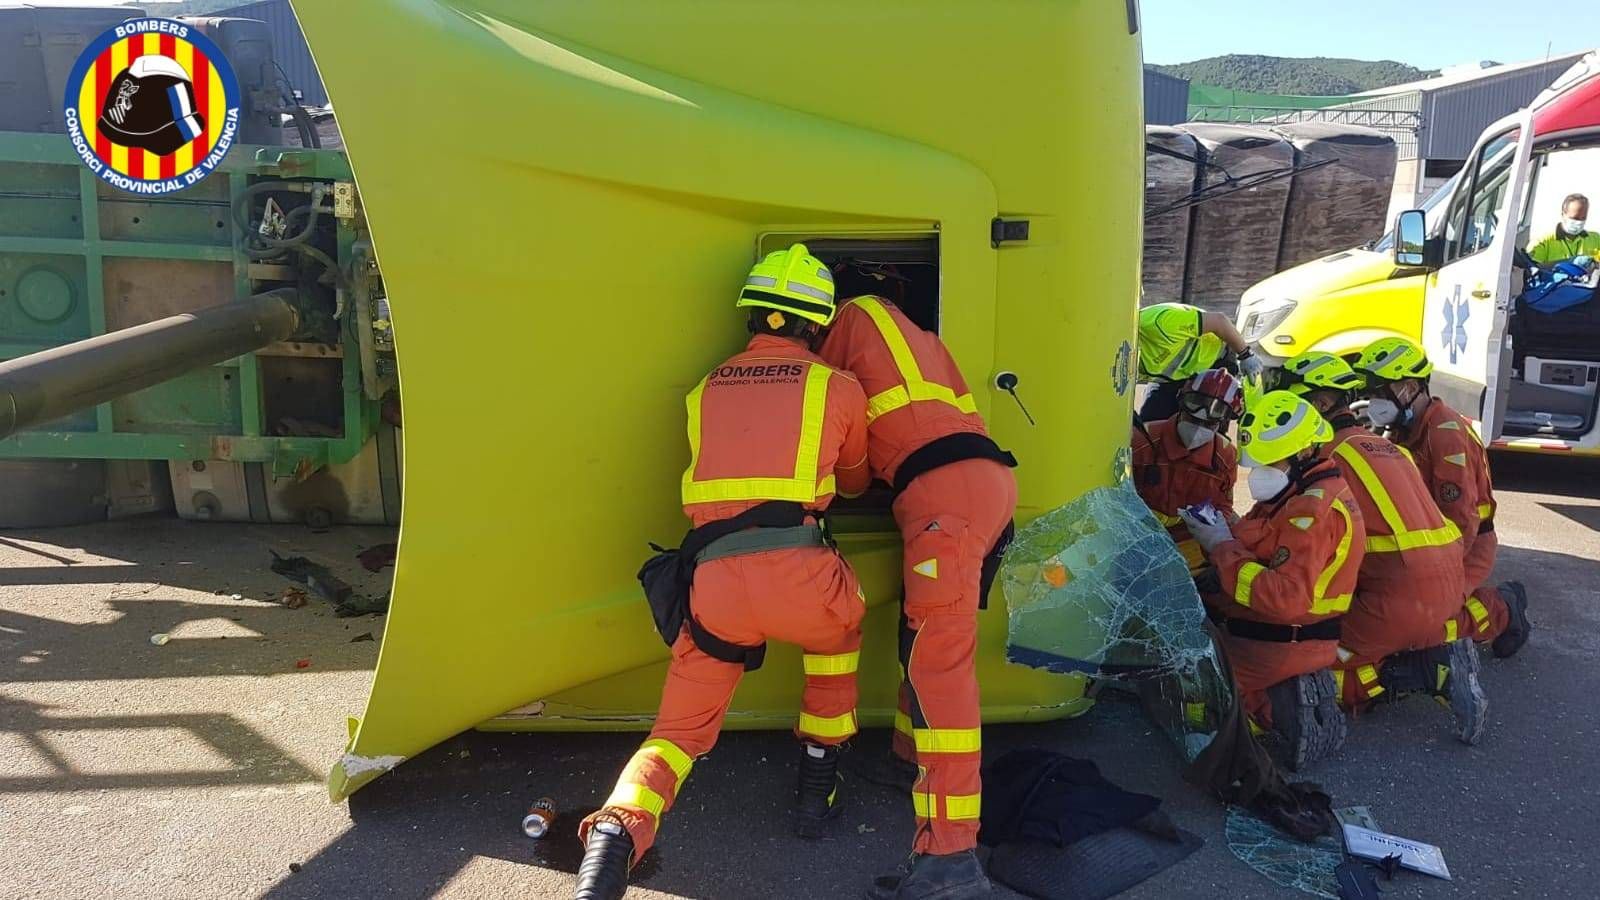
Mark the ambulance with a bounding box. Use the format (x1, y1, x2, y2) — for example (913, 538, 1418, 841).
(1237, 53, 1600, 454)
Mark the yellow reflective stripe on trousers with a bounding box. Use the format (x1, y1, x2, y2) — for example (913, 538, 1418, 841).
(893, 710, 913, 738)
(681, 364, 835, 503)
(1466, 597, 1490, 629)
(910, 792, 981, 820)
(946, 794, 982, 820)
(605, 782, 665, 818)
(639, 738, 694, 783)
(852, 297, 976, 422)
(1333, 442, 1461, 553)
(1309, 500, 1354, 615)
(912, 727, 982, 754)
(1234, 561, 1264, 607)
(802, 650, 860, 676)
(798, 710, 857, 739)
(1331, 669, 1345, 697)
(1356, 664, 1385, 698)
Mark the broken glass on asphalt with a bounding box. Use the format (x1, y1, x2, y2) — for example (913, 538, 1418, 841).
(1000, 481, 1343, 896)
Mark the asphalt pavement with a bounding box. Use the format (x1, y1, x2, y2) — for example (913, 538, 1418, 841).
(1, 452, 1597, 899)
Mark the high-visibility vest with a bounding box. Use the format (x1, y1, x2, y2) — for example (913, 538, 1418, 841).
(1139, 302, 1225, 382)
(680, 349, 856, 508)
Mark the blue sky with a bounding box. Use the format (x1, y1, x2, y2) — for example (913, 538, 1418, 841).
(1142, 0, 1595, 69)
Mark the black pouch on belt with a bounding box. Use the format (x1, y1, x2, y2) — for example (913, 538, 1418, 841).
(636, 501, 811, 649)
(637, 544, 691, 648)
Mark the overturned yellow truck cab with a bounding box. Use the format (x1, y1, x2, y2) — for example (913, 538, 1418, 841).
(291, 0, 1145, 799)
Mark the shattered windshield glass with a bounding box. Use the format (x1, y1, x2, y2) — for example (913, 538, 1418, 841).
(1000, 480, 1227, 760)
(1000, 480, 1341, 897)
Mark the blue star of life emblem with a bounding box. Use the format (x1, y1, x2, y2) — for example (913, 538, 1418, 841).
(1441, 287, 1471, 364)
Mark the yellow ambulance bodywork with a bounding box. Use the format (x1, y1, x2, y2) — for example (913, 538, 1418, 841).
(1239, 248, 1425, 363)
(292, 0, 1143, 800)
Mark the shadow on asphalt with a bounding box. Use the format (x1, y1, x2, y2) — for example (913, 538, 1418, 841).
(0, 694, 319, 793)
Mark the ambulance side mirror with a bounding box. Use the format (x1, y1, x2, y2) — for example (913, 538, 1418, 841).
(1394, 210, 1431, 269)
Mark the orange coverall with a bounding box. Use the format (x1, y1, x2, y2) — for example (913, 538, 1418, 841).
(1132, 415, 1238, 574)
(1206, 460, 1365, 726)
(817, 295, 1017, 857)
(580, 334, 870, 862)
(1320, 419, 1466, 707)
(1395, 399, 1510, 644)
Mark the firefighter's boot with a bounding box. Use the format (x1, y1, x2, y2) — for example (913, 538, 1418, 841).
(1491, 581, 1531, 659)
(1266, 670, 1347, 771)
(795, 741, 844, 838)
(868, 850, 991, 899)
(574, 815, 633, 900)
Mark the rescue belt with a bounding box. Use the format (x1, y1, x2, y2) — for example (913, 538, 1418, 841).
(893, 432, 1018, 493)
(636, 501, 826, 672)
(1208, 610, 1342, 643)
(894, 432, 1019, 611)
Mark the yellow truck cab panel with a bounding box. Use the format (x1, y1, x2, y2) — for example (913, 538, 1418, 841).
(291, 1, 1144, 799)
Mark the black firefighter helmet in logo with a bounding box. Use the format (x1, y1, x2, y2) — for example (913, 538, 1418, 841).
(97, 55, 205, 156)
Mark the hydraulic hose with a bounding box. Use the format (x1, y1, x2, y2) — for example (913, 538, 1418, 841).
(0, 291, 299, 441)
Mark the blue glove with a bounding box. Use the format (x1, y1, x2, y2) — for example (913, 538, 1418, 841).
(1237, 352, 1265, 381)
(1574, 255, 1595, 271)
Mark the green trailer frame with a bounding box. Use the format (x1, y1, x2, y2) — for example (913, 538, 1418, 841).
(0, 130, 378, 476)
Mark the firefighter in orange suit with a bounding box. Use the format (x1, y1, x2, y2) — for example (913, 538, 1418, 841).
(1354, 337, 1531, 659)
(1132, 368, 1244, 576)
(576, 245, 871, 900)
(1180, 391, 1363, 770)
(816, 292, 1017, 900)
(1273, 351, 1487, 745)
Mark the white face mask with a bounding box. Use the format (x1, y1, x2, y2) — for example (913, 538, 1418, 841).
(1176, 420, 1217, 450)
(1366, 397, 1402, 427)
(1247, 465, 1291, 502)
(1563, 217, 1587, 236)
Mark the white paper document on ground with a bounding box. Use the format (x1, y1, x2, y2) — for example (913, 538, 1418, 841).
(1340, 825, 1452, 880)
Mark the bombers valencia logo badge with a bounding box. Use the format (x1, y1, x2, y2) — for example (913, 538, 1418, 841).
(63, 18, 242, 195)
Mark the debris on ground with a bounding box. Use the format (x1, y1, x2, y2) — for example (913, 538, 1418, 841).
(294, 658, 311, 669)
(335, 592, 390, 618)
(356, 542, 398, 572)
(280, 588, 309, 609)
(149, 633, 170, 646)
(269, 551, 388, 616)
(349, 631, 375, 643)
(1341, 824, 1450, 880)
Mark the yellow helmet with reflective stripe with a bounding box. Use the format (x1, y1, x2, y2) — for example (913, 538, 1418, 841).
(1354, 337, 1433, 383)
(1236, 390, 1334, 467)
(1277, 351, 1367, 396)
(736, 243, 837, 326)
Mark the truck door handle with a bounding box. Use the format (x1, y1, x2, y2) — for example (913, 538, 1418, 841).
(1471, 289, 1492, 299)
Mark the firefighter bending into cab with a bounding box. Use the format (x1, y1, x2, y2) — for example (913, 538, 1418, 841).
(577, 246, 871, 900)
(1274, 352, 1487, 745)
(817, 274, 1018, 900)
(1132, 368, 1244, 576)
(1179, 392, 1364, 770)
(1353, 338, 1532, 660)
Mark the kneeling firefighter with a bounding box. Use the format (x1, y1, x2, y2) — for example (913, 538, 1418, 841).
(816, 288, 1018, 899)
(577, 245, 872, 899)
(1132, 368, 1244, 576)
(1273, 351, 1485, 745)
(1179, 391, 1364, 770)
(1353, 337, 1531, 659)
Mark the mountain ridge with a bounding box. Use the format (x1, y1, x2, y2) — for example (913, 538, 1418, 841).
(1152, 55, 1441, 96)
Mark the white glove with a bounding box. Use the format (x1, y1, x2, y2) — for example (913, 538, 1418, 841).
(1574, 255, 1595, 272)
(1178, 507, 1234, 553)
(1237, 351, 1265, 381)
